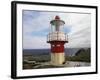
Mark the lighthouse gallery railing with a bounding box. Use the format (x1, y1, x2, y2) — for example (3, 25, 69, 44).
(47, 32, 68, 42)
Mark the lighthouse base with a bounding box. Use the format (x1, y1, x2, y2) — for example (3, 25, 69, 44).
(50, 52, 65, 66)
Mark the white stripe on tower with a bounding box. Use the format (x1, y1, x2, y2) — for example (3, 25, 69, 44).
(51, 53, 65, 66)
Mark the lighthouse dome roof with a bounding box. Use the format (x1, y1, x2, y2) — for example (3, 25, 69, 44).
(55, 15, 60, 20)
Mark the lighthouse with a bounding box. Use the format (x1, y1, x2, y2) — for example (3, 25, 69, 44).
(47, 16, 68, 66)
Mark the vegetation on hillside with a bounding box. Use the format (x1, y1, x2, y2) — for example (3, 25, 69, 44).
(65, 48, 91, 62)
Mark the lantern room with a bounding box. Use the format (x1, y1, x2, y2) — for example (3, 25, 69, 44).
(50, 15, 65, 32)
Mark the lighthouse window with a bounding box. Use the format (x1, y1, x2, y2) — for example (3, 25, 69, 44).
(57, 44, 60, 47)
(52, 45, 55, 47)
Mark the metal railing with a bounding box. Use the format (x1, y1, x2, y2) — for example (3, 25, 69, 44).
(47, 32, 68, 42)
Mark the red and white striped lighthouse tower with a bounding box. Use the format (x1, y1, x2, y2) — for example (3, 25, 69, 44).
(47, 16, 68, 66)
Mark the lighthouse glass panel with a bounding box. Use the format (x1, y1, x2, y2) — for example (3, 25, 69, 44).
(22, 10, 91, 70)
(51, 25, 56, 32)
(51, 24, 64, 32)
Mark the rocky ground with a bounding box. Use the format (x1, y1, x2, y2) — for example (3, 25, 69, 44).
(23, 61, 90, 69)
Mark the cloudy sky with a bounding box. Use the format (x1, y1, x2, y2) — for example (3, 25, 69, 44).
(22, 10, 91, 49)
